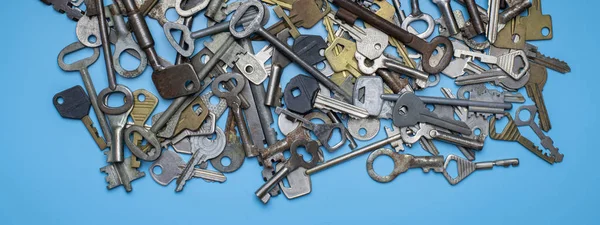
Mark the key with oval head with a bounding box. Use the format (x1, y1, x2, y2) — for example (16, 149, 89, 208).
(454, 49, 529, 80)
(53, 86, 107, 150)
(229, 1, 352, 103)
(443, 155, 519, 185)
(366, 149, 444, 183)
(105, 104, 133, 163)
(392, 92, 472, 135)
(514, 105, 563, 162)
(256, 140, 322, 204)
(490, 114, 555, 164)
(150, 150, 225, 187)
(58, 42, 112, 147)
(109, 4, 148, 78)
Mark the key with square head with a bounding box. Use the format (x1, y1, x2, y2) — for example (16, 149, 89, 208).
(391, 92, 472, 135)
(454, 49, 529, 80)
(276, 107, 348, 152)
(151, 150, 226, 186)
(256, 140, 322, 204)
(513, 105, 563, 162)
(128, 89, 159, 168)
(525, 63, 551, 132)
(490, 113, 555, 164)
(366, 149, 444, 183)
(519, 0, 552, 40)
(443, 155, 519, 185)
(264, 0, 330, 36)
(229, 1, 352, 103)
(53, 86, 107, 150)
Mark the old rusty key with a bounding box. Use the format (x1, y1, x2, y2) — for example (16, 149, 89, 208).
(331, 0, 453, 74)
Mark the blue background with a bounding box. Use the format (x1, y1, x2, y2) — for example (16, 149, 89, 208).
(0, 0, 595, 224)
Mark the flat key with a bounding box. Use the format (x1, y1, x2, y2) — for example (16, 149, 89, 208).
(172, 96, 209, 137)
(129, 89, 159, 168)
(525, 63, 551, 132)
(276, 107, 348, 152)
(264, 0, 329, 36)
(490, 114, 555, 164)
(323, 37, 363, 78)
(454, 49, 529, 80)
(366, 149, 444, 183)
(151, 150, 226, 186)
(210, 111, 246, 173)
(392, 92, 472, 135)
(175, 134, 226, 191)
(519, 0, 552, 40)
(53, 86, 107, 150)
(443, 155, 519, 185)
(524, 43, 570, 74)
(513, 105, 563, 162)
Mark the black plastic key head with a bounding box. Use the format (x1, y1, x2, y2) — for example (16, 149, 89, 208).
(53, 85, 91, 120)
(283, 75, 320, 114)
(292, 35, 327, 66)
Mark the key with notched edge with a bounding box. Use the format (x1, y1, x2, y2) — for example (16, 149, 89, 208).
(53, 86, 107, 150)
(264, 0, 330, 37)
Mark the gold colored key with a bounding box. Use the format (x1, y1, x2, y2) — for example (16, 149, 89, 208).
(173, 96, 209, 138)
(519, 0, 552, 40)
(128, 89, 158, 168)
(493, 17, 526, 50)
(525, 63, 551, 132)
(273, 5, 301, 38)
(264, 0, 330, 36)
(262, 0, 294, 10)
(324, 37, 363, 78)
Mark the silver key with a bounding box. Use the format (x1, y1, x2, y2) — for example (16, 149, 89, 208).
(384, 126, 405, 152)
(486, 0, 501, 43)
(454, 49, 529, 80)
(326, 13, 388, 60)
(173, 127, 226, 155)
(457, 61, 530, 91)
(175, 129, 226, 191)
(513, 105, 563, 162)
(355, 52, 429, 82)
(277, 164, 312, 200)
(524, 43, 571, 74)
(443, 155, 519, 185)
(401, 123, 484, 150)
(105, 107, 132, 163)
(366, 149, 444, 183)
(353, 76, 384, 116)
(150, 150, 226, 186)
(314, 91, 369, 119)
(276, 107, 348, 152)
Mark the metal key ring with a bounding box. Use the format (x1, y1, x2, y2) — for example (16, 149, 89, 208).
(228, 0, 265, 38)
(366, 148, 408, 183)
(211, 73, 246, 97)
(57, 42, 100, 71)
(513, 105, 538, 126)
(97, 85, 134, 115)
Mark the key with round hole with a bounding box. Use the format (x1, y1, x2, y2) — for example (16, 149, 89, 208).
(109, 4, 148, 78)
(391, 92, 472, 135)
(519, 0, 552, 40)
(454, 49, 530, 80)
(129, 89, 159, 168)
(432, 0, 459, 36)
(124, 36, 236, 162)
(525, 63, 551, 132)
(276, 107, 348, 152)
(256, 140, 321, 204)
(490, 113, 555, 164)
(53, 86, 107, 150)
(229, 1, 352, 103)
(118, 0, 202, 100)
(150, 150, 226, 186)
(401, 123, 484, 150)
(172, 96, 209, 138)
(263, 0, 330, 37)
(175, 130, 227, 191)
(514, 105, 563, 162)
(211, 73, 259, 158)
(265, 29, 292, 107)
(443, 155, 519, 185)
(57, 42, 112, 147)
(366, 149, 444, 183)
(355, 52, 429, 83)
(401, 0, 436, 39)
(210, 111, 245, 173)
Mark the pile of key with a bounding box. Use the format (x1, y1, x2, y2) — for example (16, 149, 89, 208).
(43, 0, 569, 203)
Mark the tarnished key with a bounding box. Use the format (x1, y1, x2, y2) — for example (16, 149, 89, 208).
(100, 157, 145, 192)
(150, 150, 226, 186)
(105, 106, 132, 163)
(53, 86, 107, 150)
(276, 107, 348, 152)
(355, 52, 429, 83)
(443, 155, 519, 185)
(265, 30, 292, 107)
(525, 63, 551, 132)
(129, 89, 158, 168)
(490, 114, 555, 164)
(264, 0, 330, 36)
(366, 149, 444, 183)
(513, 105, 563, 162)
(325, 13, 389, 60)
(210, 111, 245, 173)
(519, 0, 552, 40)
(401, 123, 484, 150)
(454, 49, 529, 80)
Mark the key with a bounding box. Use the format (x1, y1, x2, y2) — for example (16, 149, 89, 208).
(382, 93, 513, 112)
(53, 86, 107, 150)
(175, 132, 227, 191)
(105, 105, 132, 163)
(353, 76, 384, 116)
(463, 0, 485, 34)
(276, 107, 348, 152)
(486, 0, 501, 43)
(401, 0, 436, 39)
(128, 90, 159, 168)
(211, 73, 258, 157)
(256, 140, 322, 204)
(326, 110, 358, 149)
(443, 155, 519, 185)
(173, 127, 226, 155)
(40, 0, 84, 21)
(325, 13, 389, 60)
(525, 63, 551, 132)
(524, 43, 571, 74)
(210, 111, 246, 173)
(519, 0, 552, 40)
(391, 92, 472, 135)
(401, 123, 484, 150)
(151, 150, 226, 186)
(454, 49, 530, 80)
(490, 114, 555, 164)
(273, 5, 301, 38)
(355, 52, 429, 82)
(513, 105, 563, 162)
(172, 96, 209, 137)
(323, 37, 363, 79)
(110, 4, 148, 78)
(264, 0, 330, 36)
(455, 67, 529, 91)
(385, 126, 405, 152)
(229, 1, 352, 102)
(277, 164, 312, 199)
(265, 30, 292, 107)
(432, 0, 459, 36)
(366, 149, 444, 183)
(58, 42, 112, 148)
(283, 75, 369, 118)
(100, 157, 145, 192)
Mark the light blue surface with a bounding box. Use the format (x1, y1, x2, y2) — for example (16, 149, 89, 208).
(0, 0, 596, 224)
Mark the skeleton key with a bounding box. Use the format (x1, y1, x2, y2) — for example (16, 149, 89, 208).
(454, 49, 529, 80)
(210, 111, 246, 173)
(100, 157, 145, 192)
(525, 63, 551, 132)
(129, 90, 159, 168)
(490, 114, 555, 164)
(443, 155, 519, 185)
(276, 107, 348, 152)
(151, 150, 226, 186)
(265, 0, 330, 36)
(514, 105, 563, 162)
(366, 149, 444, 183)
(519, 0, 552, 40)
(53, 86, 107, 150)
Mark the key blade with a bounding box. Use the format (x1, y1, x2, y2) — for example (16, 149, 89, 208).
(420, 110, 472, 135)
(314, 94, 369, 119)
(192, 169, 227, 183)
(82, 116, 108, 150)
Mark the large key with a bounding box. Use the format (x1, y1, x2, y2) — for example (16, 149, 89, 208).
(525, 63, 551, 132)
(151, 150, 226, 186)
(264, 0, 330, 36)
(513, 105, 563, 162)
(276, 107, 348, 152)
(401, 123, 484, 150)
(443, 155, 519, 185)
(490, 114, 555, 164)
(366, 149, 444, 183)
(454, 49, 529, 80)
(229, 1, 352, 103)
(265, 30, 292, 107)
(53, 86, 107, 150)
(105, 104, 132, 163)
(256, 140, 322, 204)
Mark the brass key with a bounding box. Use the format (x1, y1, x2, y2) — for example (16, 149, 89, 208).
(324, 37, 363, 78)
(265, 0, 330, 36)
(53, 86, 107, 150)
(129, 89, 158, 168)
(525, 63, 551, 132)
(494, 17, 526, 50)
(172, 96, 209, 137)
(519, 0, 552, 40)
(262, 0, 294, 10)
(490, 114, 555, 164)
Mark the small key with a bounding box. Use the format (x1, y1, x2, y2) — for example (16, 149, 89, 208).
(325, 13, 389, 60)
(366, 149, 444, 183)
(391, 92, 472, 135)
(454, 49, 529, 80)
(486, 0, 501, 43)
(264, 0, 330, 36)
(456, 62, 529, 91)
(175, 135, 226, 191)
(324, 37, 364, 78)
(490, 114, 555, 164)
(401, 123, 484, 150)
(172, 96, 209, 137)
(150, 150, 226, 186)
(513, 105, 563, 162)
(443, 155, 519, 185)
(525, 63, 551, 132)
(276, 107, 348, 152)
(210, 110, 246, 173)
(355, 52, 429, 82)
(256, 140, 322, 204)
(129, 89, 159, 168)
(53, 86, 107, 150)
